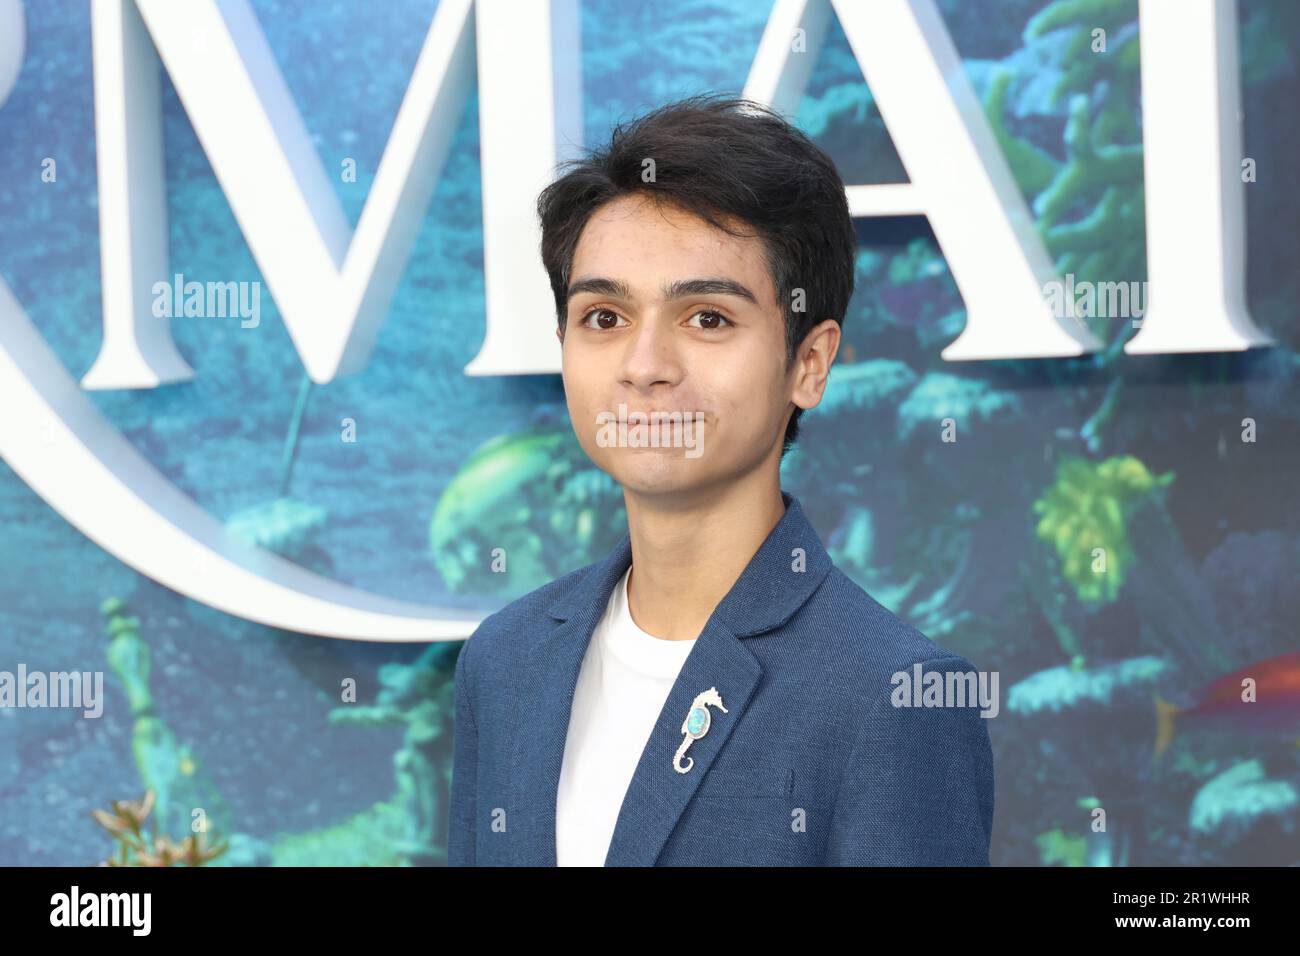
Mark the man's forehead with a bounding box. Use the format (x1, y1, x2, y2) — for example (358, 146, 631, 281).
(566, 275, 763, 305)
(570, 202, 775, 305)
(579, 194, 760, 251)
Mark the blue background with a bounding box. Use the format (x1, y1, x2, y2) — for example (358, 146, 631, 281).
(1, 0, 1298, 865)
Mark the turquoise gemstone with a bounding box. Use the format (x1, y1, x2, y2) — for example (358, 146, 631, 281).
(686, 707, 708, 736)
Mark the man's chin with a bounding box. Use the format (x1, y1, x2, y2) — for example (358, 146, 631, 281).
(607, 456, 711, 498)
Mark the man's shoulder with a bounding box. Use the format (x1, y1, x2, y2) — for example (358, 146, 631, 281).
(459, 558, 600, 670)
(801, 563, 982, 693)
(801, 565, 994, 808)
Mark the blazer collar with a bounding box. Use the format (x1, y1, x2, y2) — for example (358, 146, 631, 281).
(545, 489, 831, 634)
(509, 489, 833, 866)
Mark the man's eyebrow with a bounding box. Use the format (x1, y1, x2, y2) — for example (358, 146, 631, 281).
(663, 277, 759, 304)
(566, 276, 759, 305)
(566, 276, 633, 301)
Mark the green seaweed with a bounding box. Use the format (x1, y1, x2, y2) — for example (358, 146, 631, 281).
(1036, 826, 1087, 867)
(99, 597, 233, 860)
(898, 372, 1022, 439)
(816, 358, 917, 416)
(1034, 94, 1145, 287)
(1189, 760, 1299, 841)
(327, 645, 453, 866)
(429, 429, 626, 596)
(985, 69, 1060, 197)
(984, 0, 1147, 357)
(1032, 456, 1174, 604)
(270, 800, 409, 867)
(1026, 0, 1141, 115)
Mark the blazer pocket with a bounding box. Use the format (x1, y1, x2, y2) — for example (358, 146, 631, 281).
(697, 766, 793, 801)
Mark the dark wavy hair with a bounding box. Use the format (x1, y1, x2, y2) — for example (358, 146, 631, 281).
(536, 92, 856, 459)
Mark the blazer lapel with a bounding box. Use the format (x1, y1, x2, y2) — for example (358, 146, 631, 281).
(508, 532, 633, 866)
(508, 490, 833, 866)
(602, 616, 761, 866)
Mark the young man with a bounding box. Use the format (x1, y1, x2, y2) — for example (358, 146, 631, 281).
(448, 93, 994, 866)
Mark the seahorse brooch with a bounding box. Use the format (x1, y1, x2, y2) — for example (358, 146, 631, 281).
(674, 687, 728, 773)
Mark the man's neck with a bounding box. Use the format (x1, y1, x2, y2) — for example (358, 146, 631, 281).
(622, 474, 787, 642)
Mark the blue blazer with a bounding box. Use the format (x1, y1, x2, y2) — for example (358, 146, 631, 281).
(448, 491, 994, 866)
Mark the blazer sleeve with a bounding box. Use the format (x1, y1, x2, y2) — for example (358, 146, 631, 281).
(446, 635, 478, 866)
(825, 654, 994, 866)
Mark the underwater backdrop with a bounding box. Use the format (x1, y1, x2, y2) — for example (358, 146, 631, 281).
(1, 0, 1298, 865)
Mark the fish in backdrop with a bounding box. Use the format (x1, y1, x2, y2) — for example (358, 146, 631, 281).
(1154, 652, 1300, 760)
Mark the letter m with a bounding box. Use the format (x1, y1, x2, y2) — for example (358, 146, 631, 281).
(84, 0, 581, 389)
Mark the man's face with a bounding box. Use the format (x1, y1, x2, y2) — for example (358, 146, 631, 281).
(558, 194, 803, 501)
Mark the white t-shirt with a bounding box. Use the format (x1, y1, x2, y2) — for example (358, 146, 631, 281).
(555, 565, 697, 866)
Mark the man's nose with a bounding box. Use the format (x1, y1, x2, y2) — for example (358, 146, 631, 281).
(619, 314, 682, 388)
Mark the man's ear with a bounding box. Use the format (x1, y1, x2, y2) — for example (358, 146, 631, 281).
(790, 319, 841, 413)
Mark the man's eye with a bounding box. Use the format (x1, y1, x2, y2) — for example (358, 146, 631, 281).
(688, 310, 732, 330)
(580, 308, 624, 329)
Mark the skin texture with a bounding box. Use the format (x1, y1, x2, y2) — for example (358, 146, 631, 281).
(557, 193, 841, 641)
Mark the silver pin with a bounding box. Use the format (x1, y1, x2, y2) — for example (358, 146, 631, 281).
(674, 687, 728, 773)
